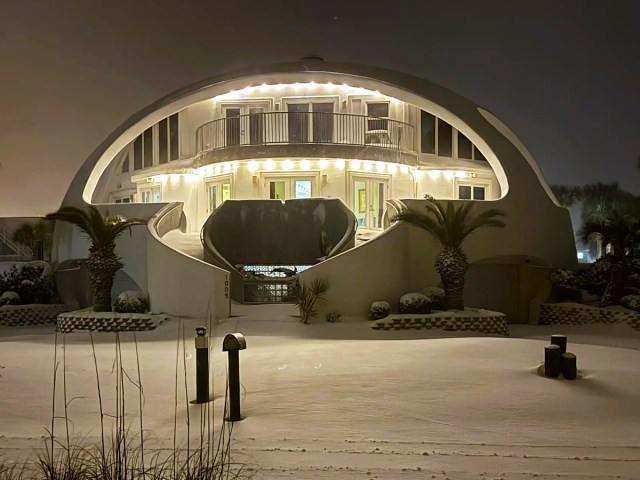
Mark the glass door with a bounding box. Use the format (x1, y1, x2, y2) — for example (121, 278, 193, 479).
(206, 180, 231, 214)
(353, 177, 388, 229)
(266, 177, 315, 200)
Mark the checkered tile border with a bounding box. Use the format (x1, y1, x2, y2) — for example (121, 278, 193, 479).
(371, 311, 509, 336)
(56, 309, 167, 333)
(0, 304, 72, 327)
(539, 303, 640, 331)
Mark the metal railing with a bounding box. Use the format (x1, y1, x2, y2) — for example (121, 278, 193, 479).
(196, 112, 416, 156)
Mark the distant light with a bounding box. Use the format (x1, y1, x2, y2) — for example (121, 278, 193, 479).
(387, 163, 397, 174)
(375, 162, 385, 172)
(318, 159, 329, 169)
(214, 164, 221, 175)
(259, 83, 268, 91)
(223, 163, 231, 174)
(364, 162, 373, 171)
(232, 161, 239, 172)
(300, 159, 311, 170)
(282, 160, 294, 170)
(444, 170, 454, 179)
(412, 169, 424, 180)
(265, 159, 276, 170)
(247, 160, 259, 172)
(428, 170, 440, 179)
(350, 160, 361, 170)
(308, 81, 316, 88)
(455, 171, 467, 178)
(400, 165, 409, 174)
(335, 159, 346, 169)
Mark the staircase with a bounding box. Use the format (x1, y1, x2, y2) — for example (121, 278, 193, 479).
(0, 228, 32, 261)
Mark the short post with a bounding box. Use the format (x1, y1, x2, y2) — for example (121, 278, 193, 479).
(551, 334, 567, 354)
(544, 344, 561, 378)
(195, 326, 210, 403)
(561, 353, 577, 380)
(223, 333, 247, 422)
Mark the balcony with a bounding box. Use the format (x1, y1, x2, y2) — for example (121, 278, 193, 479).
(195, 112, 417, 166)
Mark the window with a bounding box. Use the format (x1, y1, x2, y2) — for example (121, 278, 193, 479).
(366, 102, 389, 131)
(420, 110, 436, 154)
(159, 118, 168, 164)
(473, 146, 487, 161)
(121, 154, 130, 173)
(133, 137, 142, 170)
(458, 184, 486, 200)
(169, 114, 179, 160)
(438, 120, 453, 157)
(457, 132, 473, 159)
(143, 128, 153, 168)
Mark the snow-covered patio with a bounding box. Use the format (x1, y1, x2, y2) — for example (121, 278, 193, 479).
(1, 304, 639, 479)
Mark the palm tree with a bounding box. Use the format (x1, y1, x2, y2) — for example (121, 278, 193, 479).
(46, 206, 145, 312)
(577, 206, 640, 306)
(392, 198, 505, 310)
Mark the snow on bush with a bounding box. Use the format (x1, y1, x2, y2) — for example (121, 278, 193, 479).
(113, 290, 149, 314)
(326, 312, 342, 323)
(420, 286, 445, 310)
(0, 291, 21, 307)
(549, 268, 583, 302)
(0, 261, 55, 305)
(621, 295, 640, 312)
(398, 293, 431, 314)
(369, 301, 390, 320)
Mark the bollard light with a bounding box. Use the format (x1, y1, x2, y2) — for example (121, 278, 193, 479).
(223, 333, 247, 421)
(194, 326, 210, 403)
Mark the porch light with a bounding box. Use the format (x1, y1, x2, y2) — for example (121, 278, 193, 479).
(247, 160, 259, 172)
(282, 160, 294, 170)
(375, 162, 385, 173)
(400, 165, 409, 174)
(350, 160, 361, 170)
(428, 170, 440, 179)
(412, 169, 424, 180)
(387, 163, 397, 174)
(318, 159, 329, 169)
(259, 83, 268, 91)
(232, 162, 239, 172)
(455, 171, 468, 178)
(364, 162, 373, 171)
(214, 164, 221, 175)
(223, 163, 231, 174)
(308, 81, 317, 88)
(300, 159, 311, 170)
(335, 159, 345, 169)
(444, 170, 454, 179)
(265, 160, 276, 171)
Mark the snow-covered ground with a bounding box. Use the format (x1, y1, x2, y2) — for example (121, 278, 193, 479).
(1, 303, 640, 479)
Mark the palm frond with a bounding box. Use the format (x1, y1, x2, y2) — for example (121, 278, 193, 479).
(45, 206, 97, 243)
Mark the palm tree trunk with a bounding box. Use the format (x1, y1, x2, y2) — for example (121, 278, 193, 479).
(86, 249, 122, 312)
(436, 247, 468, 311)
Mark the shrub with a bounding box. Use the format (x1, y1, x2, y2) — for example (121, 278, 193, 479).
(369, 301, 390, 320)
(0, 291, 21, 306)
(113, 290, 149, 313)
(290, 277, 329, 324)
(0, 262, 55, 304)
(326, 312, 341, 322)
(582, 257, 611, 296)
(549, 268, 583, 302)
(621, 294, 640, 312)
(399, 293, 431, 314)
(420, 286, 445, 310)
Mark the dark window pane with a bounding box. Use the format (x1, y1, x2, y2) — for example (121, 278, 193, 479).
(169, 113, 179, 160)
(458, 185, 472, 199)
(420, 110, 435, 154)
(367, 102, 388, 131)
(474, 145, 487, 161)
(143, 128, 153, 168)
(458, 132, 472, 159)
(437, 120, 452, 157)
(133, 137, 142, 170)
(288, 103, 309, 143)
(121, 154, 129, 173)
(473, 187, 486, 200)
(159, 119, 168, 164)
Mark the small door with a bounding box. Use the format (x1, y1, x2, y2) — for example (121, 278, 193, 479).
(353, 177, 388, 229)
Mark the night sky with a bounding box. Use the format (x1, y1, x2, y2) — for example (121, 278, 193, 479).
(1, 0, 638, 216)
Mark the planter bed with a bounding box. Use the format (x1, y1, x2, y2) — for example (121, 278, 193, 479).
(57, 308, 168, 333)
(0, 304, 73, 327)
(372, 308, 509, 336)
(539, 302, 640, 331)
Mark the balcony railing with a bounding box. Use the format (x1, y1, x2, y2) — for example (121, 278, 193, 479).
(195, 112, 416, 157)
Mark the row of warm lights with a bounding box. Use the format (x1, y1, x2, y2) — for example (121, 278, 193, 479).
(155, 163, 473, 183)
(213, 82, 395, 101)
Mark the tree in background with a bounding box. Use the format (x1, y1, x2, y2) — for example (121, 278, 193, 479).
(11, 220, 53, 260)
(45, 206, 145, 312)
(392, 198, 505, 310)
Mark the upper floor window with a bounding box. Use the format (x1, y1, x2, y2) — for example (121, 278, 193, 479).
(366, 102, 389, 131)
(458, 184, 486, 200)
(420, 110, 487, 161)
(130, 113, 180, 171)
